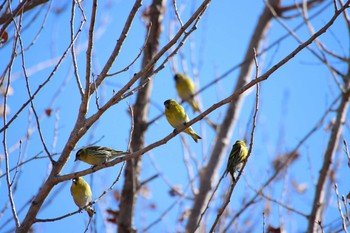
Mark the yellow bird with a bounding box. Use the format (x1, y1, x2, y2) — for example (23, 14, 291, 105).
(164, 99, 201, 143)
(70, 177, 95, 217)
(75, 146, 128, 166)
(174, 73, 200, 112)
(225, 140, 248, 181)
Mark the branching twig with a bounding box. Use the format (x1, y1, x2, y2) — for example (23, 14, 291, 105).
(19, 23, 54, 163)
(106, 22, 152, 77)
(334, 184, 348, 233)
(208, 48, 260, 233)
(344, 140, 350, 168)
(70, 0, 84, 97)
(0, 8, 86, 134)
(3, 18, 20, 229)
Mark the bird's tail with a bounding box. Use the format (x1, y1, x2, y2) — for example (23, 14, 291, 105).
(111, 151, 129, 159)
(86, 206, 96, 217)
(190, 131, 202, 143)
(189, 99, 201, 112)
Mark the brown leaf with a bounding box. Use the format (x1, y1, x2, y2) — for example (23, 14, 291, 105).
(267, 225, 281, 233)
(45, 108, 52, 117)
(113, 190, 121, 201)
(178, 209, 190, 223)
(106, 208, 119, 224)
(0, 104, 10, 117)
(0, 31, 8, 44)
(149, 203, 157, 210)
(140, 185, 151, 199)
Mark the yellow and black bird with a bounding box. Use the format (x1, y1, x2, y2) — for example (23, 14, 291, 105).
(174, 73, 200, 112)
(225, 140, 248, 181)
(164, 99, 201, 143)
(75, 146, 128, 166)
(70, 177, 95, 217)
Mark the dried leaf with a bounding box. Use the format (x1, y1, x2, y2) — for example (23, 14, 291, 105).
(45, 108, 52, 117)
(0, 86, 14, 96)
(149, 203, 157, 210)
(0, 104, 10, 117)
(140, 185, 151, 199)
(113, 190, 121, 201)
(267, 225, 281, 233)
(106, 208, 119, 224)
(178, 209, 190, 223)
(0, 31, 8, 44)
(292, 180, 307, 194)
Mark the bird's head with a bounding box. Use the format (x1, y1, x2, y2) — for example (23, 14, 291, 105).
(235, 140, 246, 147)
(72, 177, 81, 185)
(75, 148, 85, 161)
(164, 99, 176, 109)
(174, 73, 185, 83)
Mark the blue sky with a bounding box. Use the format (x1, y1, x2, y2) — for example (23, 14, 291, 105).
(1, 0, 349, 232)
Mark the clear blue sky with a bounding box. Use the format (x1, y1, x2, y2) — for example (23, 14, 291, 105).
(1, 0, 349, 232)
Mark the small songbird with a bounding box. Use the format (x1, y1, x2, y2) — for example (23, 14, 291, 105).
(70, 177, 95, 217)
(225, 140, 248, 181)
(75, 146, 128, 166)
(174, 73, 200, 112)
(164, 99, 201, 143)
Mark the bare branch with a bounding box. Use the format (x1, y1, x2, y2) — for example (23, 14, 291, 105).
(3, 18, 20, 229)
(70, 1, 84, 97)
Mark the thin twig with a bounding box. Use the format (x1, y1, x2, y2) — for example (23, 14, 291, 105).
(143, 178, 194, 232)
(106, 23, 152, 77)
(18, 16, 54, 164)
(195, 172, 226, 231)
(70, 0, 84, 97)
(334, 183, 348, 233)
(209, 48, 260, 232)
(344, 140, 350, 168)
(3, 18, 20, 229)
(172, 0, 183, 27)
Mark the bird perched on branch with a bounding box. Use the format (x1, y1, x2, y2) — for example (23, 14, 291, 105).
(225, 140, 248, 181)
(75, 146, 128, 166)
(164, 99, 201, 143)
(70, 177, 95, 217)
(174, 73, 200, 112)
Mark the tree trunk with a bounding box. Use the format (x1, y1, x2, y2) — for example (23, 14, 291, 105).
(307, 69, 350, 232)
(117, 1, 165, 232)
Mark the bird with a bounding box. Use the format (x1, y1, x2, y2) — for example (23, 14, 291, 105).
(70, 177, 95, 217)
(164, 99, 201, 143)
(75, 146, 128, 166)
(174, 73, 200, 112)
(225, 140, 248, 181)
